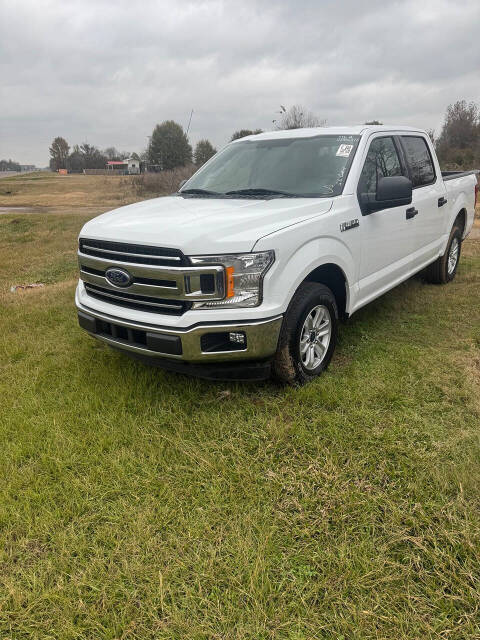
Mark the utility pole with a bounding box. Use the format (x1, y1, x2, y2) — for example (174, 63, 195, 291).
(186, 109, 194, 136)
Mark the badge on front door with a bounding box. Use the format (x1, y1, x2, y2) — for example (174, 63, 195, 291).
(340, 219, 359, 232)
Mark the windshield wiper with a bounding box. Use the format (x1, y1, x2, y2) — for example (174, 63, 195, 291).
(224, 188, 300, 198)
(180, 187, 307, 199)
(179, 188, 222, 197)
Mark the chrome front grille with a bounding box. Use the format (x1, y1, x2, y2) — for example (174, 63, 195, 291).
(79, 238, 188, 266)
(78, 237, 226, 315)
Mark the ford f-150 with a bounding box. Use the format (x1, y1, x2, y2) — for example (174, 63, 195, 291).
(76, 125, 478, 383)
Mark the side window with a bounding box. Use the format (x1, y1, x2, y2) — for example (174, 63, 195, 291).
(401, 136, 435, 187)
(359, 137, 403, 194)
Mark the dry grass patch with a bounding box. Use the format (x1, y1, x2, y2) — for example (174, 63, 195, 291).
(131, 165, 196, 197)
(0, 172, 140, 213)
(0, 214, 91, 294)
(0, 168, 200, 215)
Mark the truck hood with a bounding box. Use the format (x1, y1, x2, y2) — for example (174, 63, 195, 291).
(80, 195, 333, 254)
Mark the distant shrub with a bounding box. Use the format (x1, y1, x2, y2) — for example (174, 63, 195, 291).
(131, 165, 197, 197)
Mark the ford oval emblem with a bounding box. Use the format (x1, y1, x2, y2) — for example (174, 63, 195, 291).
(105, 267, 133, 288)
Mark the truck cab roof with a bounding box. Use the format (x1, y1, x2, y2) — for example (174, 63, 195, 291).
(233, 124, 429, 142)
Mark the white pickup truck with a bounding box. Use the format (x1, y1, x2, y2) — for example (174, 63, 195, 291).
(76, 125, 478, 383)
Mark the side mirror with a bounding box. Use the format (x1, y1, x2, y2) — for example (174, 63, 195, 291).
(359, 176, 412, 215)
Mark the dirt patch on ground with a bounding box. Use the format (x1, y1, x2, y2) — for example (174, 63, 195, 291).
(0, 206, 46, 215)
(469, 225, 480, 240)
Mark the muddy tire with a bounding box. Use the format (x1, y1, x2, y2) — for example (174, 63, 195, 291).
(272, 282, 338, 385)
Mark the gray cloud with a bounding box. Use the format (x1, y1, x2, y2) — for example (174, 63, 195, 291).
(1, 0, 479, 165)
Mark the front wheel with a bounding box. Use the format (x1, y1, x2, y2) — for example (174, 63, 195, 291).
(273, 282, 338, 385)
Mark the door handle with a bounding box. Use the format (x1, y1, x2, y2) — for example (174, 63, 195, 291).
(438, 196, 448, 207)
(406, 207, 418, 220)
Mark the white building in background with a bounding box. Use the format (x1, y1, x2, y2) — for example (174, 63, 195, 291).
(105, 158, 141, 175)
(127, 158, 140, 174)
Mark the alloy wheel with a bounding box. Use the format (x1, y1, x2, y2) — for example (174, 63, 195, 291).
(299, 305, 332, 371)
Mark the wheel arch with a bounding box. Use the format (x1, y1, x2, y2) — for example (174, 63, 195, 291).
(303, 262, 349, 318)
(454, 208, 467, 237)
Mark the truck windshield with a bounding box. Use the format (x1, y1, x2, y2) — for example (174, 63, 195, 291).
(181, 135, 360, 198)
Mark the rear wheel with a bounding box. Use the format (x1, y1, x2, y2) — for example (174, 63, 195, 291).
(424, 223, 462, 284)
(273, 282, 338, 385)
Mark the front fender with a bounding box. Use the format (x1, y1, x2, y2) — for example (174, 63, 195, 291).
(257, 234, 358, 315)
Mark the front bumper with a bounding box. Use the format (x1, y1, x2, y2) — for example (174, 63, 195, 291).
(76, 302, 283, 365)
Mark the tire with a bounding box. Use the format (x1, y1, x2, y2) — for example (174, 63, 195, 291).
(272, 282, 338, 385)
(424, 223, 462, 284)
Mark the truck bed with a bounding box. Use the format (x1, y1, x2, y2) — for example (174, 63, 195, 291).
(442, 170, 479, 181)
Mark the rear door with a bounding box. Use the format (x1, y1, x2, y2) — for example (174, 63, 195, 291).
(356, 134, 415, 305)
(398, 135, 446, 267)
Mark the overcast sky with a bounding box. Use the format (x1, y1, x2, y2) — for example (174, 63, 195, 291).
(1, 0, 479, 166)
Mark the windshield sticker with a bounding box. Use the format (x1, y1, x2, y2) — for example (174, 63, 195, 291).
(336, 144, 353, 158)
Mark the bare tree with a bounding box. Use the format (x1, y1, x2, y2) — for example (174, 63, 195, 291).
(80, 143, 107, 169)
(104, 147, 131, 161)
(49, 136, 70, 170)
(426, 129, 436, 145)
(104, 147, 120, 160)
(230, 129, 263, 141)
(67, 145, 85, 173)
(436, 100, 480, 169)
(273, 105, 325, 130)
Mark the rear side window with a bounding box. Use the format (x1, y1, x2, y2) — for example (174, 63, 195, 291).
(358, 136, 403, 194)
(400, 136, 435, 187)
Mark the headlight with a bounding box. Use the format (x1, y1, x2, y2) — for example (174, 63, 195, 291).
(190, 251, 274, 309)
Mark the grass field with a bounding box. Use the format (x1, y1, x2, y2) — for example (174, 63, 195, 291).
(1, 174, 480, 639)
(0, 172, 140, 214)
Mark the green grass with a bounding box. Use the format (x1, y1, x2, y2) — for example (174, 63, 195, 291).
(1, 213, 480, 639)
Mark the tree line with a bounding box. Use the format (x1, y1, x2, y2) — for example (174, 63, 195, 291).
(48, 105, 323, 172)
(0, 159, 21, 172)
(48, 139, 140, 172)
(49, 101, 480, 174)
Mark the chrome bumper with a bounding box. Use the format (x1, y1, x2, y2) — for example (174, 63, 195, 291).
(77, 303, 283, 363)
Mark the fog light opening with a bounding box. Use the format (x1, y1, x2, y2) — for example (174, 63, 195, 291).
(200, 331, 247, 353)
